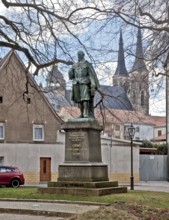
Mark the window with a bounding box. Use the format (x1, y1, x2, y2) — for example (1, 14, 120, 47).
(158, 130, 162, 137)
(0, 97, 3, 104)
(135, 127, 140, 132)
(33, 124, 44, 141)
(133, 90, 136, 104)
(0, 123, 5, 140)
(0, 168, 6, 173)
(115, 125, 120, 131)
(141, 91, 145, 106)
(0, 157, 4, 165)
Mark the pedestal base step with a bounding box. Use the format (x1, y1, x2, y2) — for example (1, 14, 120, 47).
(48, 181, 118, 188)
(39, 186, 127, 196)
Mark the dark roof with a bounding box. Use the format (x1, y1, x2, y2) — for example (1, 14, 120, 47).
(114, 30, 128, 77)
(45, 91, 72, 111)
(131, 28, 147, 72)
(94, 85, 133, 110)
(45, 85, 133, 111)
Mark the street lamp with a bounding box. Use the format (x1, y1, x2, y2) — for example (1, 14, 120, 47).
(128, 123, 135, 190)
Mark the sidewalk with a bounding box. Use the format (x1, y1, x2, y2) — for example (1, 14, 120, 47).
(134, 181, 169, 192)
(0, 199, 101, 219)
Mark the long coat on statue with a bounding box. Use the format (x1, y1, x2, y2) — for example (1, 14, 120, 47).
(68, 60, 99, 103)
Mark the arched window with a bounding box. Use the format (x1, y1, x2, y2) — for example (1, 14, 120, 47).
(141, 91, 145, 106)
(133, 90, 136, 104)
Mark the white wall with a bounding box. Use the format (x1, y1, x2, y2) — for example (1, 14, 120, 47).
(154, 126, 166, 138)
(0, 132, 140, 184)
(101, 137, 140, 176)
(125, 123, 154, 141)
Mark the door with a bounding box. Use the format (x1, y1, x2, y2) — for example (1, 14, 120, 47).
(40, 157, 51, 182)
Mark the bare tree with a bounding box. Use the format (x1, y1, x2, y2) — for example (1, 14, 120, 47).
(1, 0, 168, 118)
(1, 0, 169, 74)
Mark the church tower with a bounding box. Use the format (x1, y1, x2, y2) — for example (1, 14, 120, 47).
(113, 30, 129, 92)
(46, 65, 66, 96)
(128, 28, 149, 115)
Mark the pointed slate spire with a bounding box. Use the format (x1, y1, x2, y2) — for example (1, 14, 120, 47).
(131, 28, 147, 72)
(114, 30, 128, 76)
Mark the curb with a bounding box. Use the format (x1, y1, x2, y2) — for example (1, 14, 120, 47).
(0, 198, 110, 206)
(0, 199, 106, 217)
(0, 207, 73, 218)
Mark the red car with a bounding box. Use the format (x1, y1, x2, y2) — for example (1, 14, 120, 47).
(0, 166, 25, 188)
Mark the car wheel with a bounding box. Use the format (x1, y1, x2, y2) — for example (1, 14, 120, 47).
(11, 179, 20, 188)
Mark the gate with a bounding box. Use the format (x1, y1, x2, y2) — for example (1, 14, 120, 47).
(140, 155, 168, 181)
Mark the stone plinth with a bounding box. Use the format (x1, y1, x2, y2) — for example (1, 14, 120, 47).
(58, 120, 108, 182)
(58, 163, 108, 182)
(39, 119, 127, 195)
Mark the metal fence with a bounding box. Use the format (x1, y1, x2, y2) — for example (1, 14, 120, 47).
(140, 155, 168, 181)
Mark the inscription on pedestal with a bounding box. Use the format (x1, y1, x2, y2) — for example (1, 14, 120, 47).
(68, 132, 86, 160)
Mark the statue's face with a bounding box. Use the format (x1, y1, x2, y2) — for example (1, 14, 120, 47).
(78, 51, 84, 61)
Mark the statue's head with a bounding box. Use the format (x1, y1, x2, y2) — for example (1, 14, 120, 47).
(77, 50, 85, 61)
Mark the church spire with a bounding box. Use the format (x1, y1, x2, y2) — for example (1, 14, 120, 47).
(131, 28, 147, 72)
(114, 30, 128, 77)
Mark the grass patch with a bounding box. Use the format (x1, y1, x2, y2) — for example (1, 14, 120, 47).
(0, 187, 169, 209)
(0, 187, 169, 219)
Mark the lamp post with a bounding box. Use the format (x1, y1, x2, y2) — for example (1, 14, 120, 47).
(128, 123, 135, 190)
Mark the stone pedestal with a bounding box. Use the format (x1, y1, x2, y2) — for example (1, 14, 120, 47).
(39, 119, 127, 196)
(58, 120, 108, 182)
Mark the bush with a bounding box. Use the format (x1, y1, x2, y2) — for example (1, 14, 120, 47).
(141, 140, 168, 155)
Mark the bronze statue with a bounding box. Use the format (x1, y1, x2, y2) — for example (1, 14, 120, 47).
(68, 51, 99, 118)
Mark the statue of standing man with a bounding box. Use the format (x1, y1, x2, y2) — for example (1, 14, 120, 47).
(68, 51, 99, 118)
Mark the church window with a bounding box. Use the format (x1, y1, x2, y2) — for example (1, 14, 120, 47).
(55, 82, 61, 87)
(133, 90, 136, 104)
(141, 91, 145, 106)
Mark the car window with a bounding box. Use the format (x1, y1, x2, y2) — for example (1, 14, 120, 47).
(6, 168, 12, 172)
(0, 168, 7, 172)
